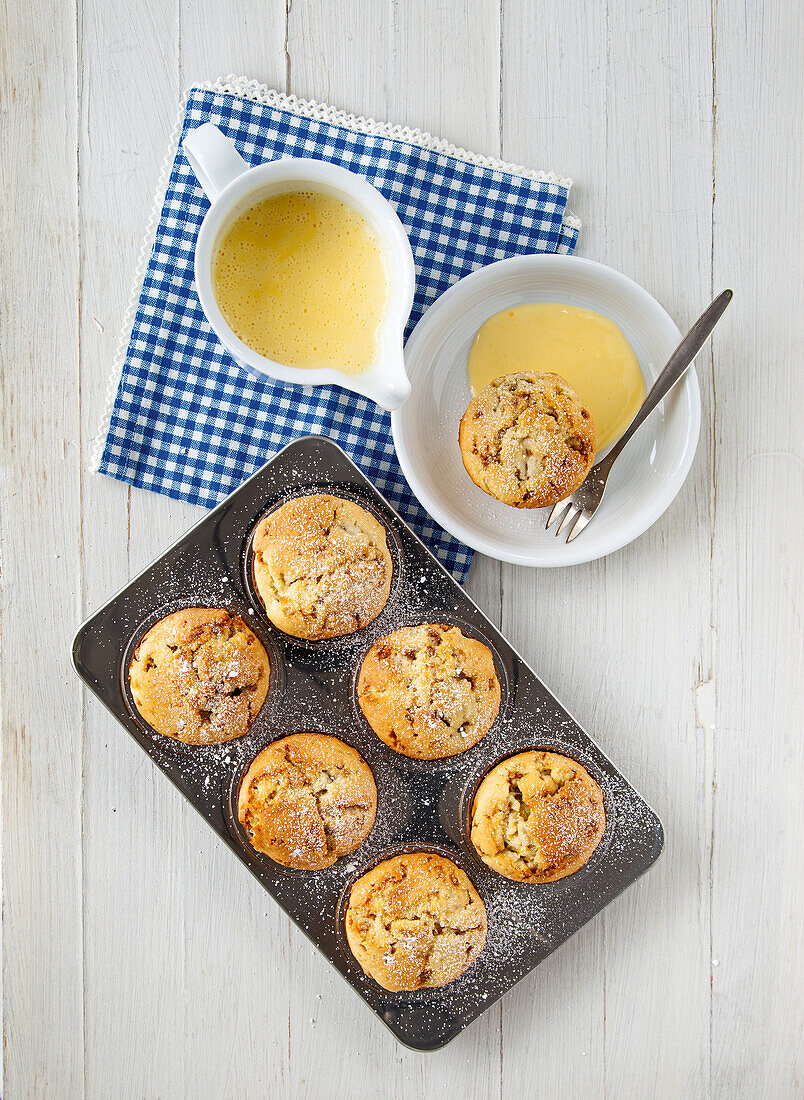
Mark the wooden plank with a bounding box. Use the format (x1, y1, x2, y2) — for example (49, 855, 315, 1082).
(286, 2, 504, 1094)
(497, 4, 609, 1092)
(76, 1, 189, 1097)
(710, 1, 803, 1096)
(176, 6, 291, 1097)
(592, 2, 716, 1090)
(500, 0, 715, 1094)
(0, 1, 84, 1095)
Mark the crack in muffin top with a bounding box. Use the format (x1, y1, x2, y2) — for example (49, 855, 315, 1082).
(344, 852, 487, 991)
(252, 494, 393, 640)
(459, 371, 597, 508)
(470, 750, 606, 883)
(357, 624, 501, 759)
(238, 732, 377, 870)
(128, 607, 270, 745)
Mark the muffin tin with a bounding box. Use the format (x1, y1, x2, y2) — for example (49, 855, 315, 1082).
(72, 436, 664, 1051)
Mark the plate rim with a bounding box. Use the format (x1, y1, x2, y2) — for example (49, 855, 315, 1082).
(392, 253, 702, 567)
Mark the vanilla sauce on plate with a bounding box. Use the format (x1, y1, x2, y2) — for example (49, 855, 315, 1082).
(467, 302, 645, 450)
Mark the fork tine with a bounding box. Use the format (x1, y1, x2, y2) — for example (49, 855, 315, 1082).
(555, 503, 579, 537)
(566, 510, 592, 542)
(546, 501, 571, 531)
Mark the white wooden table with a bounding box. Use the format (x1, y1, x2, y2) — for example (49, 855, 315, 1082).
(2, 1, 801, 1096)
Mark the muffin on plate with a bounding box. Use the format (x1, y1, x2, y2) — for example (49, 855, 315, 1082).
(344, 852, 487, 991)
(237, 732, 377, 870)
(357, 624, 501, 759)
(252, 493, 393, 640)
(459, 371, 597, 508)
(470, 750, 606, 883)
(128, 607, 270, 745)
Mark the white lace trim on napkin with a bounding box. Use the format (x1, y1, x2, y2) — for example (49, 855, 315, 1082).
(92, 74, 581, 470)
(209, 76, 579, 191)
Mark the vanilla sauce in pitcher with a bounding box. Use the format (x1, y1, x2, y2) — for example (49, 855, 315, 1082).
(213, 191, 388, 375)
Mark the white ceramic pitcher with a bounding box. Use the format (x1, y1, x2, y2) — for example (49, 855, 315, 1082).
(182, 123, 415, 411)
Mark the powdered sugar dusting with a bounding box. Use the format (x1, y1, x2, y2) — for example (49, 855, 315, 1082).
(75, 438, 664, 1050)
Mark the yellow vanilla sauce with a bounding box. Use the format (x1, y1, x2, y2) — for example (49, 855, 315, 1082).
(212, 190, 388, 374)
(467, 303, 646, 450)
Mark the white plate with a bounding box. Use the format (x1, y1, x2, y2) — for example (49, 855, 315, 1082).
(391, 254, 701, 567)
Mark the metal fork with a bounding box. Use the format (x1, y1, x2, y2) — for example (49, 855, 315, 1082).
(545, 289, 733, 542)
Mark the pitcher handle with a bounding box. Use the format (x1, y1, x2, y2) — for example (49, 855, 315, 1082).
(182, 123, 249, 201)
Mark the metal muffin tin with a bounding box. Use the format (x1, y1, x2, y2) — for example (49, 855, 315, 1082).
(72, 436, 664, 1052)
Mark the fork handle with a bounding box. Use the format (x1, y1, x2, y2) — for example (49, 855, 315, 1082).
(599, 289, 733, 471)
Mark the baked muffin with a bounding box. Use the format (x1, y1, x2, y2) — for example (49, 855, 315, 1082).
(128, 608, 270, 745)
(459, 371, 597, 508)
(357, 624, 501, 759)
(345, 852, 487, 991)
(252, 494, 393, 640)
(470, 750, 606, 883)
(237, 732, 377, 870)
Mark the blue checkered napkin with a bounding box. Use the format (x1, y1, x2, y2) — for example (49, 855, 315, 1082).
(97, 83, 579, 582)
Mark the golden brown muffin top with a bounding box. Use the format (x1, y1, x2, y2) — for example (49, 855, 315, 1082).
(237, 732, 377, 870)
(357, 624, 501, 759)
(128, 608, 270, 745)
(470, 750, 606, 883)
(252, 494, 393, 640)
(345, 852, 487, 992)
(459, 371, 597, 508)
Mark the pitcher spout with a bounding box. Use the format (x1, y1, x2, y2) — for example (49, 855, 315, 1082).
(360, 344, 411, 411)
(375, 370, 411, 412)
